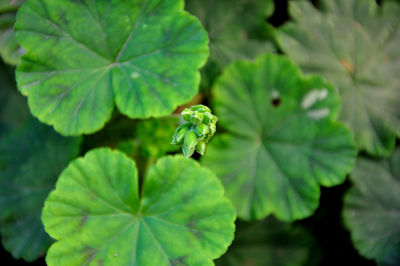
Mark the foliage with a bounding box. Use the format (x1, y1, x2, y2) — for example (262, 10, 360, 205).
(15, 0, 209, 135)
(185, 0, 275, 89)
(343, 148, 400, 264)
(202, 54, 356, 221)
(0, 0, 398, 265)
(277, 0, 400, 157)
(42, 149, 235, 266)
(0, 0, 25, 65)
(0, 118, 81, 261)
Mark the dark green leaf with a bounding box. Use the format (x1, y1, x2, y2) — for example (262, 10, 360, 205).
(277, 0, 400, 156)
(216, 217, 320, 266)
(15, 0, 209, 135)
(0, 118, 81, 261)
(42, 149, 236, 265)
(343, 148, 400, 262)
(185, 0, 275, 89)
(202, 54, 356, 221)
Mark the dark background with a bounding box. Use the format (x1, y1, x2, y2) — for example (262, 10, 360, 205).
(0, 0, 378, 265)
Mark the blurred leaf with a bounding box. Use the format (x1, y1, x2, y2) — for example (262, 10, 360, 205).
(119, 116, 179, 159)
(202, 54, 356, 221)
(0, 118, 81, 261)
(277, 0, 400, 157)
(42, 149, 236, 265)
(379, 243, 400, 266)
(0, 61, 28, 138)
(216, 217, 320, 266)
(0, 0, 25, 65)
(185, 0, 275, 89)
(15, 0, 209, 135)
(343, 148, 400, 263)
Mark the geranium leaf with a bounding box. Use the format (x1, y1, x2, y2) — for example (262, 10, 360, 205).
(216, 217, 320, 266)
(0, 0, 25, 65)
(15, 0, 209, 135)
(343, 148, 400, 263)
(0, 118, 81, 261)
(185, 0, 275, 89)
(0, 62, 29, 138)
(202, 54, 356, 221)
(276, 0, 400, 156)
(42, 149, 236, 265)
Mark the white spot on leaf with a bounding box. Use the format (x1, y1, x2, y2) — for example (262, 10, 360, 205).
(307, 108, 330, 120)
(131, 72, 139, 79)
(301, 88, 328, 109)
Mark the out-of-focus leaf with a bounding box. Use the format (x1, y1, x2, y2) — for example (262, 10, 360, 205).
(0, 61, 28, 138)
(0, 118, 81, 261)
(0, 0, 25, 65)
(119, 116, 179, 158)
(379, 243, 400, 266)
(185, 0, 275, 89)
(216, 217, 320, 266)
(202, 54, 356, 221)
(42, 149, 236, 265)
(343, 148, 400, 263)
(277, 0, 400, 157)
(15, 0, 209, 135)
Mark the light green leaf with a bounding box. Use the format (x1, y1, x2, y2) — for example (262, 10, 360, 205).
(0, 118, 81, 261)
(343, 148, 400, 262)
(15, 0, 209, 135)
(216, 217, 320, 266)
(277, 0, 400, 157)
(0, 0, 25, 65)
(185, 0, 275, 89)
(42, 148, 236, 266)
(202, 54, 356, 221)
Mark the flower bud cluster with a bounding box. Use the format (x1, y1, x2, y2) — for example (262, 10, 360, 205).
(171, 105, 218, 158)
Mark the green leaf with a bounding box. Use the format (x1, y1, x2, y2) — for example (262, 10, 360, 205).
(42, 149, 236, 266)
(15, 0, 209, 136)
(185, 0, 275, 89)
(343, 148, 400, 262)
(216, 217, 320, 266)
(202, 54, 356, 221)
(0, 118, 81, 261)
(134, 116, 179, 158)
(0, 62, 29, 138)
(0, 0, 25, 65)
(276, 0, 400, 157)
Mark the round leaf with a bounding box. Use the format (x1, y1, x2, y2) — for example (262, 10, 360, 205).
(42, 148, 236, 265)
(202, 54, 356, 221)
(0, 118, 81, 261)
(277, 0, 400, 157)
(343, 148, 400, 262)
(15, 0, 209, 135)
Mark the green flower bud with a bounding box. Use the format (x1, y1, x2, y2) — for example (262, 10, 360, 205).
(195, 141, 206, 155)
(171, 123, 191, 144)
(195, 124, 209, 136)
(209, 123, 216, 135)
(171, 105, 218, 158)
(191, 104, 211, 113)
(182, 143, 196, 158)
(190, 111, 203, 125)
(184, 130, 198, 150)
(182, 108, 192, 122)
(202, 112, 213, 124)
